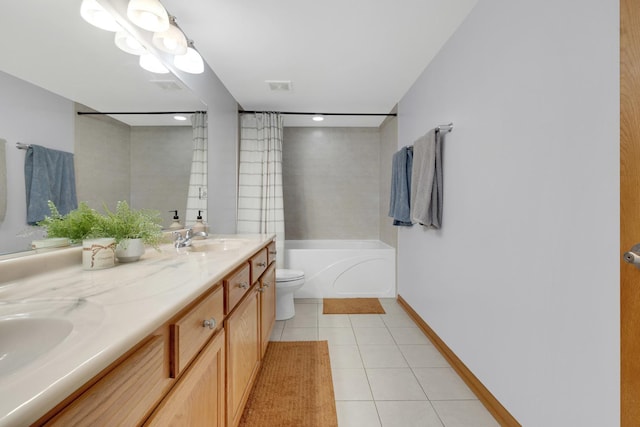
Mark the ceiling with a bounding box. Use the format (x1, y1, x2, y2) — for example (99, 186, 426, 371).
(0, 0, 477, 127)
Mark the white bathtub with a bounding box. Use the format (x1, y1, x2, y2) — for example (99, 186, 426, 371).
(283, 240, 396, 298)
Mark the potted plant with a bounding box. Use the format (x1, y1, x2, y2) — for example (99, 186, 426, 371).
(37, 201, 103, 244)
(92, 201, 164, 262)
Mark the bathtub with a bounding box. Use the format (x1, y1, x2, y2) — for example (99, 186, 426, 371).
(283, 240, 396, 298)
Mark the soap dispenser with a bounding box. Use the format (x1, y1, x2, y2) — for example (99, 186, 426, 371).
(192, 210, 207, 239)
(168, 210, 182, 230)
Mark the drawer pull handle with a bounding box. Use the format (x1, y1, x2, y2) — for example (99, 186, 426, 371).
(238, 282, 248, 289)
(269, 251, 277, 255)
(203, 318, 216, 329)
(256, 261, 267, 267)
(263, 282, 271, 288)
(257, 288, 265, 293)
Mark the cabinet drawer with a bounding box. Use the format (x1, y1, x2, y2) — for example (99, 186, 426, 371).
(224, 262, 251, 314)
(45, 336, 169, 426)
(250, 248, 268, 284)
(267, 241, 277, 265)
(171, 285, 223, 377)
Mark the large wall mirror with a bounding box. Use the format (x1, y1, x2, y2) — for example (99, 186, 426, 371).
(0, 1, 207, 255)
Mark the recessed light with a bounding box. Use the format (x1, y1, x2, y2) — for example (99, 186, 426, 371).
(173, 115, 187, 121)
(312, 115, 324, 122)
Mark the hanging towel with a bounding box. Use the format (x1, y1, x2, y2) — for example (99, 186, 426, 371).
(24, 144, 78, 225)
(388, 146, 413, 226)
(410, 129, 443, 228)
(0, 139, 6, 223)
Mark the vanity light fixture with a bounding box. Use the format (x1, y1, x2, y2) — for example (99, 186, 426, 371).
(152, 16, 187, 55)
(312, 115, 325, 122)
(174, 41, 204, 74)
(127, 0, 170, 33)
(139, 53, 170, 74)
(80, 0, 121, 32)
(115, 30, 147, 55)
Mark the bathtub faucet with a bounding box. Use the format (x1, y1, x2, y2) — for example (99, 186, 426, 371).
(173, 228, 208, 248)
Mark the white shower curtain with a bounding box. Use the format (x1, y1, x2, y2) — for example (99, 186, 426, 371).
(185, 112, 208, 226)
(237, 113, 285, 268)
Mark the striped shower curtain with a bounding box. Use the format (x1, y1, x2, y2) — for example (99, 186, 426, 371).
(237, 113, 285, 268)
(185, 112, 208, 226)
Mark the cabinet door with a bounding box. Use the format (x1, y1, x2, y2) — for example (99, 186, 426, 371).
(45, 336, 170, 426)
(259, 263, 276, 357)
(145, 330, 225, 427)
(225, 288, 260, 427)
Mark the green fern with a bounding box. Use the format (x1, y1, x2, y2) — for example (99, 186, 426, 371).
(93, 201, 164, 249)
(37, 201, 103, 243)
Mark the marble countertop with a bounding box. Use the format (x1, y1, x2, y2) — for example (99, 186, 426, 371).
(0, 234, 274, 427)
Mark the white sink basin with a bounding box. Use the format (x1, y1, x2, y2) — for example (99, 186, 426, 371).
(0, 317, 73, 377)
(0, 299, 104, 378)
(186, 238, 253, 253)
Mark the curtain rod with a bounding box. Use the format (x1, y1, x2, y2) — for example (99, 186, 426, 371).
(77, 111, 206, 116)
(239, 111, 397, 117)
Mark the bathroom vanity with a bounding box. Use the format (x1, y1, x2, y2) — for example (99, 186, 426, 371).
(0, 235, 277, 427)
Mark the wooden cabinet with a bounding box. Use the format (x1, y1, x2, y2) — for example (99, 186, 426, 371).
(259, 263, 276, 357)
(145, 330, 225, 427)
(266, 241, 277, 266)
(224, 263, 251, 314)
(225, 287, 261, 427)
(36, 239, 277, 427)
(250, 248, 268, 284)
(170, 285, 223, 377)
(44, 335, 171, 426)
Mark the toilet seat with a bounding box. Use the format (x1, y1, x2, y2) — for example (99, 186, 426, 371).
(276, 269, 304, 282)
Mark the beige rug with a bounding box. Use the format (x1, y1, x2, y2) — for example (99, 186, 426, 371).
(238, 341, 337, 427)
(323, 298, 386, 314)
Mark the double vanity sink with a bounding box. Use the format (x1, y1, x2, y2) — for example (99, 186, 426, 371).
(0, 234, 275, 426)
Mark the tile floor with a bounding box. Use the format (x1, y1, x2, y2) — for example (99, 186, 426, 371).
(269, 298, 500, 427)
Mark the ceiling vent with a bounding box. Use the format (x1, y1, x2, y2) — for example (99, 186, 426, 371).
(266, 80, 292, 92)
(150, 79, 183, 91)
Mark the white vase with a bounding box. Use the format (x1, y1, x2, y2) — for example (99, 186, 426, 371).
(82, 238, 116, 270)
(115, 238, 145, 263)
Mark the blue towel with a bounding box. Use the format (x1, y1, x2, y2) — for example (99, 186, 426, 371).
(410, 130, 443, 228)
(25, 144, 78, 224)
(388, 146, 413, 226)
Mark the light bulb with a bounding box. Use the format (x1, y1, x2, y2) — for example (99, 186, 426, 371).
(80, 0, 121, 32)
(174, 46, 204, 74)
(139, 54, 169, 74)
(152, 22, 187, 55)
(127, 0, 169, 32)
(312, 115, 325, 122)
(115, 30, 146, 55)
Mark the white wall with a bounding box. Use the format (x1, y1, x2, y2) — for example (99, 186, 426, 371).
(397, 1, 619, 426)
(0, 71, 74, 254)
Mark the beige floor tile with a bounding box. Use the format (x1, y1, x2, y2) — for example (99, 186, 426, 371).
(354, 327, 396, 345)
(359, 345, 408, 368)
(431, 400, 500, 427)
(349, 314, 386, 328)
(284, 313, 317, 328)
(336, 401, 382, 427)
(332, 369, 374, 401)
(381, 313, 417, 327)
(319, 327, 358, 346)
(366, 368, 427, 401)
(280, 327, 318, 341)
(319, 314, 353, 328)
(376, 401, 444, 427)
(328, 345, 364, 369)
(388, 327, 431, 345)
(399, 345, 449, 368)
(413, 368, 476, 400)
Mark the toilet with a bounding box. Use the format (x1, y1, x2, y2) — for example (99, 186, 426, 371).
(275, 269, 305, 320)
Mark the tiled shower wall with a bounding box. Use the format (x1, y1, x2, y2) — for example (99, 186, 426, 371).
(282, 127, 381, 240)
(75, 110, 192, 228)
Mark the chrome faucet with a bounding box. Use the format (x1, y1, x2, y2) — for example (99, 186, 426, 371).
(173, 228, 208, 248)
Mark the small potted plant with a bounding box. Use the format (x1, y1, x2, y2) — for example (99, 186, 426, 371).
(37, 201, 103, 244)
(93, 201, 164, 262)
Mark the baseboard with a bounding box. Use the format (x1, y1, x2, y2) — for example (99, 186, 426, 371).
(397, 295, 521, 427)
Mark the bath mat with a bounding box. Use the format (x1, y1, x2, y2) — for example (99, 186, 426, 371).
(322, 298, 386, 314)
(238, 341, 337, 427)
